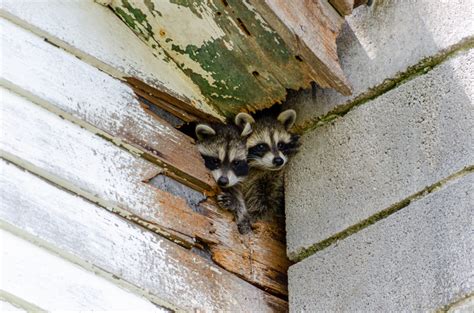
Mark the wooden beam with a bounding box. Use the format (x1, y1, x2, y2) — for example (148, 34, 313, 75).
(252, 0, 352, 96)
(0, 18, 217, 195)
(0, 161, 287, 311)
(0, 0, 223, 121)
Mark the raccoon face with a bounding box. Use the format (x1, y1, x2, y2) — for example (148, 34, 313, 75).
(237, 110, 300, 171)
(195, 123, 252, 188)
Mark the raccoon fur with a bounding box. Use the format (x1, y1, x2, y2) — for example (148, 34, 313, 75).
(195, 121, 253, 234)
(235, 109, 300, 221)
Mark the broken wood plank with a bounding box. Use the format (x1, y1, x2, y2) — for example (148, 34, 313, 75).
(201, 201, 290, 297)
(329, 0, 354, 16)
(252, 0, 352, 95)
(149, 175, 290, 297)
(108, 0, 350, 116)
(108, 0, 351, 116)
(0, 18, 217, 195)
(0, 228, 166, 312)
(0, 161, 287, 312)
(0, 0, 223, 121)
(0, 88, 289, 297)
(0, 88, 217, 248)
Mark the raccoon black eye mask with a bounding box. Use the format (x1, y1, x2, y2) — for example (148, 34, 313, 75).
(195, 118, 254, 234)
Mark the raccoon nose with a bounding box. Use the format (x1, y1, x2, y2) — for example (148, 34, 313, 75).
(273, 157, 284, 166)
(217, 176, 229, 187)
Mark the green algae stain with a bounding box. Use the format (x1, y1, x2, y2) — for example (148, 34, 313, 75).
(113, 0, 314, 117)
(164, 0, 308, 116)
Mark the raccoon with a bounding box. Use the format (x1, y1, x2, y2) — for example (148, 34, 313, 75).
(235, 109, 300, 221)
(195, 121, 253, 234)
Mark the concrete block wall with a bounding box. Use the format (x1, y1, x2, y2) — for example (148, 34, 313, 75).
(285, 0, 474, 311)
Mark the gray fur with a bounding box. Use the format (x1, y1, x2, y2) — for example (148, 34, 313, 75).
(195, 122, 253, 234)
(241, 111, 300, 222)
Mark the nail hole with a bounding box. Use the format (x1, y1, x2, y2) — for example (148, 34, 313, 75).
(295, 55, 303, 62)
(252, 71, 259, 77)
(216, 11, 222, 16)
(236, 18, 251, 36)
(221, 0, 228, 6)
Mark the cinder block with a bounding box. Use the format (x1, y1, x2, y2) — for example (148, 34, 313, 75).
(286, 0, 474, 128)
(286, 50, 474, 258)
(289, 174, 474, 312)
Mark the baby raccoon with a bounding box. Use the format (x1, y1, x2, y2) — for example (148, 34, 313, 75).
(235, 109, 300, 220)
(195, 121, 253, 233)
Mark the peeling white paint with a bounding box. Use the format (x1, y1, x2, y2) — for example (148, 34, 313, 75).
(0, 160, 282, 312)
(1, 18, 178, 142)
(0, 0, 222, 119)
(0, 229, 164, 312)
(110, 0, 223, 87)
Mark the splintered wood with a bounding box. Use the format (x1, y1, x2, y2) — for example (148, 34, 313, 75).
(0, 0, 362, 310)
(106, 0, 352, 117)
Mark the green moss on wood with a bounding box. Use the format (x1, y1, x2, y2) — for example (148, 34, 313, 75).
(111, 0, 315, 117)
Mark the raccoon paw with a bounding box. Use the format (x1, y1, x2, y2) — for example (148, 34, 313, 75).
(237, 220, 252, 234)
(217, 193, 232, 210)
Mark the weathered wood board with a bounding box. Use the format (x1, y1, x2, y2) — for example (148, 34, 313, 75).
(0, 0, 222, 121)
(0, 228, 165, 312)
(0, 161, 287, 312)
(108, 0, 351, 116)
(329, 0, 354, 16)
(0, 18, 216, 195)
(252, 0, 350, 95)
(0, 88, 289, 297)
(0, 87, 215, 248)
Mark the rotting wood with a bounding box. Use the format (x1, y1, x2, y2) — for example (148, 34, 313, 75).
(0, 161, 288, 312)
(201, 201, 290, 297)
(0, 18, 217, 195)
(252, 0, 351, 96)
(0, 229, 166, 312)
(329, 0, 368, 16)
(329, 0, 354, 16)
(0, 88, 217, 248)
(108, 0, 351, 117)
(0, 0, 224, 121)
(149, 175, 290, 297)
(1, 88, 289, 298)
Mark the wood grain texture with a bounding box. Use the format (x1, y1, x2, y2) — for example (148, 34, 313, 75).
(108, 0, 351, 116)
(0, 0, 223, 121)
(0, 88, 216, 248)
(329, 0, 354, 16)
(0, 88, 289, 297)
(0, 18, 217, 195)
(253, 0, 351, 95)
(0, 229, 165, 312)
(0, 161, 287, 312)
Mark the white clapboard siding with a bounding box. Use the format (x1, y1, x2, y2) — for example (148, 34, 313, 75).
(0, 0, 220, 120)
(0, 229, 167, 312)
(0, 18, 216, 193)
(0, 299, 27, 313)
(0, 161, 285, 311)
(0, 88, 216, 247)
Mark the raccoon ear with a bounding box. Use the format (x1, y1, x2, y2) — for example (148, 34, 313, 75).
(195, 124, 216, 141)
(235, 112, 255, 137)
(277, 109, 297, 130)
